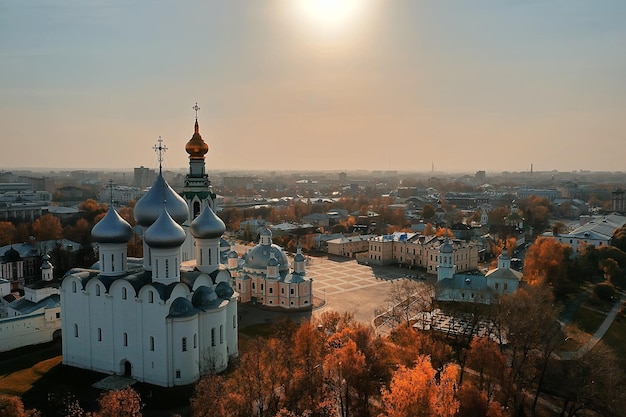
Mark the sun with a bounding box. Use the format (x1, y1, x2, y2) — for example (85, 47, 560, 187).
(292, 0, 369, 36)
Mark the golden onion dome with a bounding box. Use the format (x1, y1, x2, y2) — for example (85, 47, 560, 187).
(185, 119, 209, 158)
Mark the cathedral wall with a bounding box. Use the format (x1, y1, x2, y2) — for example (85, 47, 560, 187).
(169, 316, 200, 386)
(61, 277, 92, 368)
(198, 306, 228, 373)
(225, 298, 238, 358)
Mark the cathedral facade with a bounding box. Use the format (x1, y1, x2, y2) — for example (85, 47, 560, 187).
(61, 110, 238, 387)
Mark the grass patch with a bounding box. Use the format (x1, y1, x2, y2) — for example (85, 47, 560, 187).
(0, 356, 62, 396)
(602, 317, 626, 370)
(572, 306, 606, 334)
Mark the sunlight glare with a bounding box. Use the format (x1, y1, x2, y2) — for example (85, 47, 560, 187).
(292, 0, 370, 36)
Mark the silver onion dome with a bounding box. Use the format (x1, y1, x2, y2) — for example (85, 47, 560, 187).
(92, 207, 133, 244)
(134, 174, 188, 227)
(143, 208, 186, 248)
(190, 206, 225, 239)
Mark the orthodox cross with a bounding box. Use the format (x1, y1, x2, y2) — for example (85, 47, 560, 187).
(108, 179, 114, 206)
(153, 136, 167, 174)
(193, 102, 200, 119)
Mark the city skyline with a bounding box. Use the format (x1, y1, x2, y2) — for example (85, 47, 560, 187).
(1, 1, 625, 173)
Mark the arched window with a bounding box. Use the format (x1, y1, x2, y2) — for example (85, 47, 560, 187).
(72, 281, 77, 293)
(95, 284, 101, 296)
(150, 336, 155, 351)
(148, 291, 154, 303)
(97, 328, 102, 341)
(220, 325, 224, 344)
(211, 328, 216, 347)
(122, 287, 127, 300)
(208, 249, 212, 265)
(193, 201, 201, 218)
(74, 323, 79, 337)
(193, 333, 197, 349)
(111, 254, 115, 272)
(123, 332, 128, 346)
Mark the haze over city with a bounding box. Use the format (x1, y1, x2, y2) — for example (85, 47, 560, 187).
(1, 1, 625, 173)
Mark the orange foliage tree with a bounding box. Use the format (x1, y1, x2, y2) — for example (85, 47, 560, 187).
(0, 221, 16, 246)
(32, 213, 63, 241)
(93, 387, 141, 417)
(380, 356, 459, 417)
(0, 395, 40, 417)
(523, 236, 572, 288)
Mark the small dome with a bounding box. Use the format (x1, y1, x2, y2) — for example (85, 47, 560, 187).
(185, 120, 209, 159)
(169, 297, 198, 318)
(92, 207, 133, 244)
(260, 227, 272, 237)
(41, 259, 53, 270)
(144, 209, 186, 248)
(134, 174, 188, 227)
(440, 241, 453, 254)
(190, 206, 225, 239)
(228, 250, 238, 259)
(215, 281, 234, 299)
(244, 245, 289, 271)
(192, 285, 220, 309)
(294, 248, 305, 262)
(4, 247, 21, 262)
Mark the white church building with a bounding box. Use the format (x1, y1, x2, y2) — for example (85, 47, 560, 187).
(435, 239, 522, 304)
(61, 109, 238, 387)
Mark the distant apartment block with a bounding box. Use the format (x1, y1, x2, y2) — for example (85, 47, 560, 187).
(133, 166, 156, 189)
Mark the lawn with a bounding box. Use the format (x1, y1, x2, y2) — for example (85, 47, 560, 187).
(602, 316, 626, 369)
(0, 356, 62, 396)
(572, 306, 606, 334)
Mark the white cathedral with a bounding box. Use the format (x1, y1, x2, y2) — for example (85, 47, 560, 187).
(60, 108, 238, 387)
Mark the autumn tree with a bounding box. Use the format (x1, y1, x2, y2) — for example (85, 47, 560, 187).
(548, 343, 626, 417)
(324, 339, 366, 417)
(435, 227, 454, 238)
(389, 326, 453, 371)
(0, 221, 16, 246)
(93, 387, 142, 417)
(385, 280, 433, 327)
(423, 223, 435, 236)
(487, 207, 509, 226)
(523, 236, 572, 291)
(380, 356, 459, 417)
(191, 374, 228, 417)
(227, 337, 289, 417)
(518, 195, 552, 234)
(421, 205, 435, 220)
(32, 213, 63, 241)
(0, 395, 40, 417)
(79, 199, 108, 223)
(283, 321, 326, 415)
(63, 218, 92, 244)
(499, 285, 563, 412)
(465, 337, 511, 405)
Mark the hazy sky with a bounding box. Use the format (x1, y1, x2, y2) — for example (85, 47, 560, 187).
(1, 1, 625, 173)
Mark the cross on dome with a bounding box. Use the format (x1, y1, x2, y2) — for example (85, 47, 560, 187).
(193, 102, 200, 120)
(153, 136, 168, 174)
(108, 179, 114, 205)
